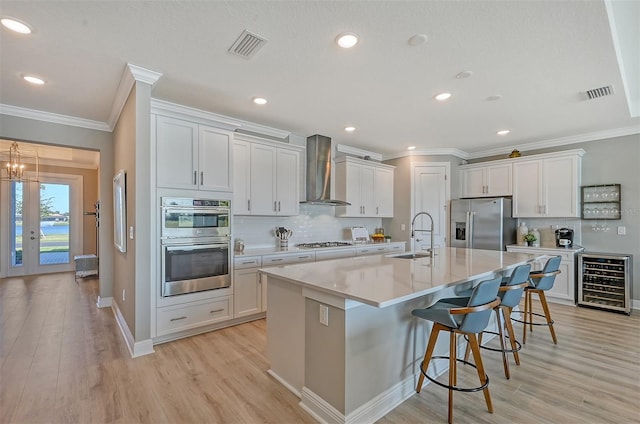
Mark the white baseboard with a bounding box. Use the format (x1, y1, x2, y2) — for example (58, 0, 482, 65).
(112, 301, 155, 358)
(96, 296, 113, 308)
(267, 369, 301, 398)
(632, 299, 639, 311)
(300, 387, 344, 424)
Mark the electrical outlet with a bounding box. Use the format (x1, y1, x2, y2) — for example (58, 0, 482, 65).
(122, 289, 126, 302)
(617, 226, 626, 235)
(129, 226, 134, 239)
(401, 224, 406, 231)
(319, 304, 329, 326)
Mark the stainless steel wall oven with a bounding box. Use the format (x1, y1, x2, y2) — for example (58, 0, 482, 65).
(161, 197, 231, 297)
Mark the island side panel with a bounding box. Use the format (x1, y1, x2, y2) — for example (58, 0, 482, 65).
(305, 299, 347, 414)
(266, 276, 306, 395)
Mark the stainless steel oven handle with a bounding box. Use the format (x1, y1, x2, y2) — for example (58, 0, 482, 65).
(165, 244, 229, 252)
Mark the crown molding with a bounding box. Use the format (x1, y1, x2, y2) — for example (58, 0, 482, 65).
(0, 103, 111, 132)
(107, 63, 163, 130)
(465, 125, 640, 159)
(336, 144, 383, 161)
(383, 147, 468, 161)
(383, 125, 639, 161)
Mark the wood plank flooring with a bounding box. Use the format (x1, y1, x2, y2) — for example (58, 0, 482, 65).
(1, 272, 639, 423)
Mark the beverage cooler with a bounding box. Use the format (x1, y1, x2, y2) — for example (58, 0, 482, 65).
(577, 252, 633, 314)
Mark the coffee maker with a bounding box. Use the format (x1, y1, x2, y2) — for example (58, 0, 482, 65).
(555, 228, 574, 248)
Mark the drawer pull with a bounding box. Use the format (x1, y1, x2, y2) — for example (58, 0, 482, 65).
(270, 258, 283, 262)
(170, 316, 187, 322)
(210, 308, 224, 314)
(242, 260, 256, 264)
(298, 256, 310, 259)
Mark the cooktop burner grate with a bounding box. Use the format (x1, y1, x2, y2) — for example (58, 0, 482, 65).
(296, 241, 353, 249)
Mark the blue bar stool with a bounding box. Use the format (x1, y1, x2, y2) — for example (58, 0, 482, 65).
(520, 256, 562, 344)
(464, 263, 532, 379)
(412, 276, 502, 424)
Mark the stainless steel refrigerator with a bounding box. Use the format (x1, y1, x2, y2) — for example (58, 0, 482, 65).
(450, 197, 516, 251)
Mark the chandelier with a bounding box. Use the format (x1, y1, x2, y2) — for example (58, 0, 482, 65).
(0, 141, 39, 182)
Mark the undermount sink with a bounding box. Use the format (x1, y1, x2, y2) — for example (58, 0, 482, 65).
(390, 252, 432, 259)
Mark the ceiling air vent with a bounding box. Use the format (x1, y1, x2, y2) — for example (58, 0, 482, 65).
(584, 85, 614, 100)
(228, 30, 267, 59)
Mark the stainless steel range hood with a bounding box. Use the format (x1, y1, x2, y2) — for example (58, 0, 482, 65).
(301, 134, 351, 206)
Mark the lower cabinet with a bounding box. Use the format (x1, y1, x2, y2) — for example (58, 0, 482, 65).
(506, 246, 583, 305)
(156, 296, 233, 337)
(234, 256, 264, 318)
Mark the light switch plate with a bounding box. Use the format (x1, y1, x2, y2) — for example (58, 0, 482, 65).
(319, 304, 329, 326)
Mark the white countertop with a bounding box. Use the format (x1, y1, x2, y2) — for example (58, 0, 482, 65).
(234, 241, 404, 257)
(260, 247, 539, 308)
(506, 244, 585, 252)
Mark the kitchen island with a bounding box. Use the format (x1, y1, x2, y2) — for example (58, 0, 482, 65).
(260, 247, 540, 424)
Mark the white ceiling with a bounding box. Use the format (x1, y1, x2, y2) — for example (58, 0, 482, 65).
(1, 0, 638, 162)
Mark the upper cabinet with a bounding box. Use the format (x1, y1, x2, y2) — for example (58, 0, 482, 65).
(156, 115, 232, 192)
(512, 151, 583, 218)
(334, 156, 395, 217)
(233, 135, 301, 216)
(460, 163, 512, 198)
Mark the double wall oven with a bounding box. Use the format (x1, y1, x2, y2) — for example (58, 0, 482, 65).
(161, 197, 231, 297)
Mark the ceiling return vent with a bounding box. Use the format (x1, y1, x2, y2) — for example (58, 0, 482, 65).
(228, 30, 267, 59)
(583, 85, 614, 100)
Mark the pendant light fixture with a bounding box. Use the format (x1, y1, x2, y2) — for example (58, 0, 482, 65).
(0, 141, 39, 182)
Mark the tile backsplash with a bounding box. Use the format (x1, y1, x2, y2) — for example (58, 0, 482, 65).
(232, 204, 382, 249)
(516, 218, 583, 248)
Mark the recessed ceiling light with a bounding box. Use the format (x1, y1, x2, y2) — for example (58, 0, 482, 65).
(1, 18, 32, 34)
(497, 130, 510, 136)
(486, 94, 502, 101)
(408, 34, 428, 46)
(335, 32, 359, 48)
(344, 126, 356, 132)
(407, 146, 416, 150)
(456, 70, 473, 79)
(23, 75, 45, 85)
(252, 97, 267, 105)
(434, 92, 452, 101)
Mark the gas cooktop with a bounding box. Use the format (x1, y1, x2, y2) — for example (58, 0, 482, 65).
(296, 241, 353, 249)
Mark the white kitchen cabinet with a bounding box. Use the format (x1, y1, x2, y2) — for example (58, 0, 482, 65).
(156, 296, 233, 337)
(460, 163, 512, 198)
(156, 115, 232, 192)
(335, 156, 395, 217)
(234, 256, 264, 318)
(512, 152, 582, 218)
(232, 135, 301, 216)
(314, 248, 356, 261)
(506, 245, 583, 305)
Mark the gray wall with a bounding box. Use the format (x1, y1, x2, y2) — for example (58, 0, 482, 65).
(0, 114, 114, 299)
(466, 134, 640, 301)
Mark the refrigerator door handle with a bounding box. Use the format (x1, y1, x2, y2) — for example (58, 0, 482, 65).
(466, 210, 474, 248)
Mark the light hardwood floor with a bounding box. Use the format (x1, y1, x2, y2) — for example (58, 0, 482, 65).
(1, 272, 639, 424)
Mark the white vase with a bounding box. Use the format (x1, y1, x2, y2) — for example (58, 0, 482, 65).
(517, 222, 528, 246)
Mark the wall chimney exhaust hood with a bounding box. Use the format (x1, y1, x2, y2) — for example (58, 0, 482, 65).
(301, 134, 351, 206)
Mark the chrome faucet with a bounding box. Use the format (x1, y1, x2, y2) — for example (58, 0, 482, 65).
(411, 211, 434, 256)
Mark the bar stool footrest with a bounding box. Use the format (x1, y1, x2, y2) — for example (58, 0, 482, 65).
(510, 310, 554, 327)
(463, 331, 522, 354)
(420, 356, 490, 393)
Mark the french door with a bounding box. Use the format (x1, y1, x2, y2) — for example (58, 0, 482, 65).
(3, 173, 82, 276)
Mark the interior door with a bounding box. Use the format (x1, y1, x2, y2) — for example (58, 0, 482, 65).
(412, 164, 449, 253)
(5, 174, 82, 276)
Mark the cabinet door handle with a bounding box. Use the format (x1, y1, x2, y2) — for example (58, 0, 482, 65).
(274, 201, 277, 212)
(376, 206, 379, 215)
(247, 199, 251, 211)
(200, 171, 204, 185)
(194, 171, 197, 185)
(209, 309, 224, 314)
(170, 316, 187, 322)
(278, 201, 281, 212)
